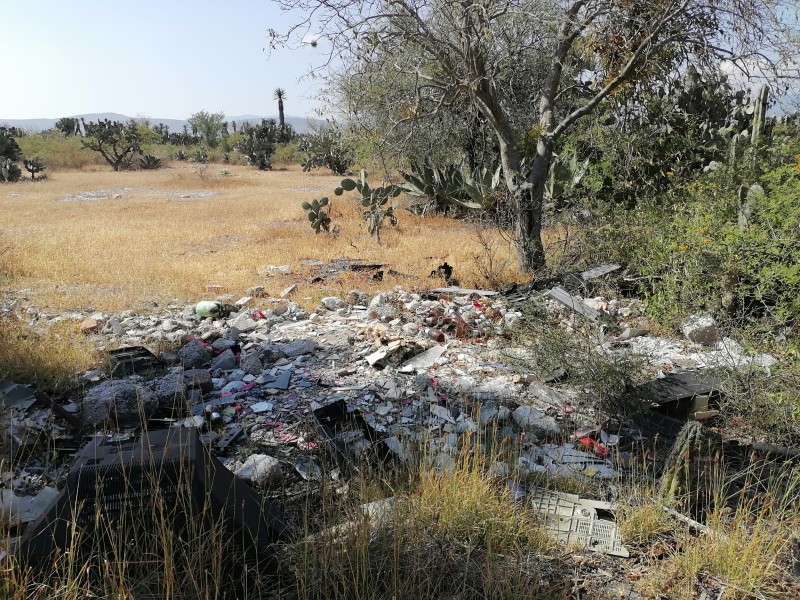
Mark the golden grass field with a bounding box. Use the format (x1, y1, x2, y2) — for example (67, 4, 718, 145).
(0, 162, 534, 313)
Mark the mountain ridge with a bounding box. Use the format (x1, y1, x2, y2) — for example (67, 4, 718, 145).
(0, 113, 322, 134)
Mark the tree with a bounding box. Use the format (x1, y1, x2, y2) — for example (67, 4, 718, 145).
(188, 110, 226, 148)
(274, 88, 287, 128)
(81, 119, 143, 171)
(55, 117, 80, 137)
(272, 0, 800, 272)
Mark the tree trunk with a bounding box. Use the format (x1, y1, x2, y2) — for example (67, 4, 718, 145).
(518, 139, 553, 272)
(473, 86, 546, 274)
(278, 100, 285, 129)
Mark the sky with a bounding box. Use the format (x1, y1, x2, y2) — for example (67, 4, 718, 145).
(0, 0, 327, 120)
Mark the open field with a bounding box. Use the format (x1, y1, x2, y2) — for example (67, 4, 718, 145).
(0, 163, 537, 313)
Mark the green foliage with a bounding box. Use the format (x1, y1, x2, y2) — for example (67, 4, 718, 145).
(334, 170, 401, 242)
(23, 156, 46, 180)
(54, 117, 80, 137)
(187, 110, 226, 148)
(0, 128, 23, 182)
(400, 159, 502, 214)
(81, 119, 143, 171)
(173, 150, 188, 161)
(299, 122, 355, 175)
(139, 154, 161, 170)
(272, 141, 301, 165)
(235, 119, 293, 170)
(568, 67, 757, 209)
(190, 148, 208, 164)
(301, 197, 332, 234)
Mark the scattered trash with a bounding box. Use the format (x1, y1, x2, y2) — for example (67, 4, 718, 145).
(108, 346, 162, 377)
(528, 487, 629, 557)
(0, 381, 37, 410)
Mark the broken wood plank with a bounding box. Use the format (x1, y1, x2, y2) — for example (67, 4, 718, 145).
(545, 286, 601, 320)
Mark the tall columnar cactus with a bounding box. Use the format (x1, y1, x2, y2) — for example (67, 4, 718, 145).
(334, 171, 401, 243)
(751, 84, 769, 147)
(301, 197, 332, 234)
(23, 157, 46, 180)
(659, 421, 717, 510)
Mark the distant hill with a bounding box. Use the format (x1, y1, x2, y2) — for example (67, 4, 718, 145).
(0, 112, 322, 134)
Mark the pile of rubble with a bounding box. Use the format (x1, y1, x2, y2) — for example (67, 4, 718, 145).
(0, 270, 782, 559)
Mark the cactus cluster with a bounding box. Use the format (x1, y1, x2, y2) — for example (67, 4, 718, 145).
(23, 157, 46, 180)
(335, 170, 401, 242)
(301, 197, 332, 234)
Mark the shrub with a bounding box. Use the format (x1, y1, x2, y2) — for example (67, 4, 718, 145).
(139, 154, 162, 170)
(299, 122, 355, 175)
(0, 128, 22, 182)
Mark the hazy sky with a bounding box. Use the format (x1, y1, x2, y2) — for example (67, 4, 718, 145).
(0, 0, 326, 119)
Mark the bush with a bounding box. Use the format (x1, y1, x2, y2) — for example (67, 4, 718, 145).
(0, 128, 23, 182)
(299, 122, 356, 175)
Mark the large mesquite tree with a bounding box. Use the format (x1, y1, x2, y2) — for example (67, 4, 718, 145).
(271, 0, 799, 273)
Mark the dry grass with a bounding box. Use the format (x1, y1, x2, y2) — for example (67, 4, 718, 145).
(0, 164, 543, 313)
(0, 313, 97, 394)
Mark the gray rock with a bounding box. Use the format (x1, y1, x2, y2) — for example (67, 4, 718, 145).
(212, 338, 237, 352)
(184, 369, 213, 392)
(211, 349, 237, 371)
(478, 405, 498, 427)
(239, 353, 264, 376)
(154, 372, 186, 406)
(177, 340, 211, 368)
(234, 454, 282, 487)
(82, 381, 158, 427)
(281, 339, 316, 357)
(512, 406, 560, 437)
(247, 286, 267, 298)
(681, 314, 718, 346)
(279, 285, 296, 298)
(230, 313, 257, 333)
(271, 301, 289, 316)
(225, 327, 241, 341)
(321, 296, 347, 311)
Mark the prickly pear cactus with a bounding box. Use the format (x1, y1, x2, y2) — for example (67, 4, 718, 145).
(301, 197, 332, 234)
(334, 171, 401, 243)
(659, 421, 712, 508)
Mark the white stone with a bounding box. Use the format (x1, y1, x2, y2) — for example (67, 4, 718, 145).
(681, 314, 718, 346)
(234, 454, 282, 486)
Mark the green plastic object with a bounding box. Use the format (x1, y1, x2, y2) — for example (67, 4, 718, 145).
(195, 301, 222, 318)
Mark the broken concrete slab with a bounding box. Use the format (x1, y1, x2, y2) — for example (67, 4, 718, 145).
(545, 287, 601, 320)
(398, 344, 446, 373)
(210, 349, 237, 371)
(512, 406, 560, 437)
(82, 380, 159, 427)
(177, 340, 212, 368)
